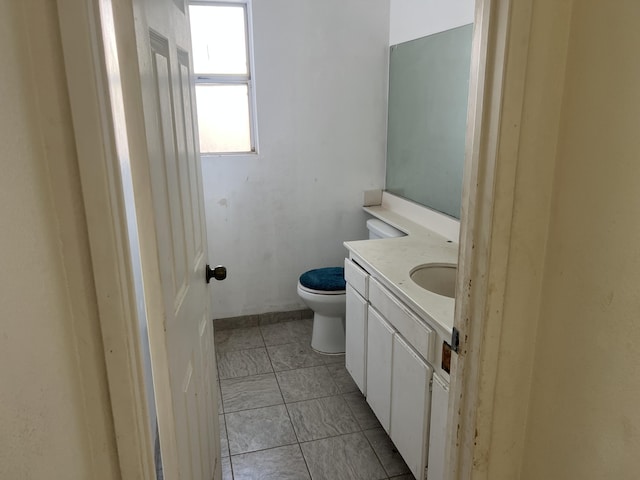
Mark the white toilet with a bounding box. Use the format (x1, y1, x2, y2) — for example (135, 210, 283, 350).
(297, 219, 405, 354)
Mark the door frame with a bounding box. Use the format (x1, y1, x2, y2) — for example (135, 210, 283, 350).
(450, 0, 542, 478)
(57, 0, 181, 478)
(57, 0, 543, 478)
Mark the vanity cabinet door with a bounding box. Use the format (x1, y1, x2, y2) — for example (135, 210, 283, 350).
(345, 284, 367, 394)
(390, 334, 432, 480)
(427, 374, 449, 480)
(366, 306, 394, 432)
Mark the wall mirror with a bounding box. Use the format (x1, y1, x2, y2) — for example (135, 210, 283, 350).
(385, 24, 473, 219)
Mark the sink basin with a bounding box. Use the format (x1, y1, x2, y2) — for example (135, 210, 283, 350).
(410, 263, 457, 298)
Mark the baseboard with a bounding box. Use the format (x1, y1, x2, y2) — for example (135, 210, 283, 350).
(213, 309, 313, 331)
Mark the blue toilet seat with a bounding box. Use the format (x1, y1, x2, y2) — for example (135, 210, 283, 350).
(299, 267, 346, 293)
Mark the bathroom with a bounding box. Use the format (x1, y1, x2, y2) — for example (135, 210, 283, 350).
(5, 0, 640, 478)
(202, 0, 472, 330)
(198, 0, 474, 479)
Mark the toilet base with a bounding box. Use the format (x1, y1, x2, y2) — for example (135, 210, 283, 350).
(310, 313, 345, 354)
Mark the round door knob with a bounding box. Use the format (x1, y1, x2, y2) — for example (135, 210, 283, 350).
(206, 264, 227, 283)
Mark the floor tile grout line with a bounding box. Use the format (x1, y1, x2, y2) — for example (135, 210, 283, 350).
(341, 392, 378, 433)
(271, 357, 341, 374)
(219, 410, 230, 460)
(227, 440, 314, 478)
(275, 364, 341, 404)
(222, 397, 285, 416)
(217, 320, 396, 479)
(341, 393, 365, 434)
(228, 438, 299, 459)
(220, 376, 356, 413)
(222, 388, 358, 416)
(226, 324, 298, 477)
(280, 391, 314, 479)
(295, 425, 410, 478)
(284, 391, 360, 408)
(227, 442, 303, 458)
(361, 428, 397, 478)
(255, 323, 313, 479)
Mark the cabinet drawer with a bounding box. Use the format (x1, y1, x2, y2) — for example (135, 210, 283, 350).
(344, 257, 369, 298)
(368, 278, 434, 364)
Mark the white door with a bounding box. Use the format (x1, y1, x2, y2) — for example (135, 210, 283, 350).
(57, 0, 219, 477)
(132, 0, 219, 478)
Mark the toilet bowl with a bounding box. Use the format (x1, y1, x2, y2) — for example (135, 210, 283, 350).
(297, 220, 405, 354)
(297, 267, 346, 354)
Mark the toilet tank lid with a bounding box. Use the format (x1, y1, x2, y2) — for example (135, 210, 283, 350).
(366, 219, 405, 238)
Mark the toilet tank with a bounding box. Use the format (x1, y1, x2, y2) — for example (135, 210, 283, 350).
(366, 219, 406, 240)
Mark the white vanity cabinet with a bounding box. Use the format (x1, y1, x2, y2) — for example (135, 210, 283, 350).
(344, 256, 451, 480)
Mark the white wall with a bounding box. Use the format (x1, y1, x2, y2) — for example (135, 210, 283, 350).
(389, 0, 474, 45)
(0, 1, 118, 478)
(520, 1, 640, 477)
(203, 0, 390, 318)
(465, 1, 640, 477)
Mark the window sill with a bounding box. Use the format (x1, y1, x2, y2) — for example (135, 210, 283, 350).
(200, 151, 259, 160)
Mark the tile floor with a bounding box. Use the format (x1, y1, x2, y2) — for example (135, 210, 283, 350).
(215, 318, 416, 480)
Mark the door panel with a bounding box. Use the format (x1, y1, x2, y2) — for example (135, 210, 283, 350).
(177, 51, 205, 263)
(366, 306, 394, 432)
(136, 1, 219, 478)
(345, 284, 367, 394)
(427, 375, 449, 480)
(390, 335, 432, 480)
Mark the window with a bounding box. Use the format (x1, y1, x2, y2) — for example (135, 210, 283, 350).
(189, 1, 257, 154)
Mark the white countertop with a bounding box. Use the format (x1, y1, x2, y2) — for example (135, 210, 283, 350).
(344, 204, 458, 337)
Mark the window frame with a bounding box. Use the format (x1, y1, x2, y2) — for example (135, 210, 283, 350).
(189, 0, 259, 156)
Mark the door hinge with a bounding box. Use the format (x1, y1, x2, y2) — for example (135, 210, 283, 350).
(451, 327, 461, 354)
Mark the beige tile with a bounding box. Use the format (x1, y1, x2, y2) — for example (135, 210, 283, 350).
(342, 392, 381, 430)
(215, 326, 264, 352)
(221, 456, 232, 480)
(260, 320, 313, 346)
(267, 342, 326, 372)
(217, 347, 273, 379)
(287, 395, 359, 442)
(226, 405, 297, 455)
(364, 427, 410, 477)
(276, 366, 339, 403)
(300, 432, 386, 480)
(326, 364, 358, 394)
(220, 373, 284, 413)
(220, 373, 283, 413)
(231, 444, 310, 480)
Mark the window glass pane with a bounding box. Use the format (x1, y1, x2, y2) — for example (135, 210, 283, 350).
(189, 5, 247, 75)
(195, 84, 251, 153)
